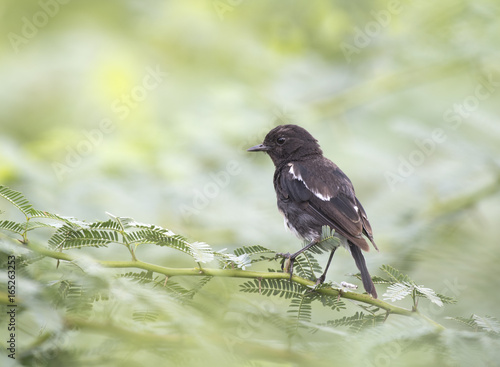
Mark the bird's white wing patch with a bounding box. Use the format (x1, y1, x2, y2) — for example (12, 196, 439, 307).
(288, 163, 332, 201)
(288, 163, 302, 180)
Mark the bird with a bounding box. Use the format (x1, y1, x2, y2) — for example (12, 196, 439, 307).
(247, 124, 378, 298)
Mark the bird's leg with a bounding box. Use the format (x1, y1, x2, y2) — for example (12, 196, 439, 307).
(276, 240, 319, 280)
(315, 247, 337, 285)
(275, 252, 294, 278)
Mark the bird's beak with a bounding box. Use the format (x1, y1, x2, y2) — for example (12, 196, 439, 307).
(247, 144, 270, 152)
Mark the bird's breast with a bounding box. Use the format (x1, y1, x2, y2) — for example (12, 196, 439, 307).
(277, 200, 320, 242)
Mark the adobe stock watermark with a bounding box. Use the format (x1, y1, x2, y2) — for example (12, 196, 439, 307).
(384, 70, 500, 191)
(52, 65, 168, 182)
(8, 0, 72, 53)
(340, 0, 403, 63)
(212, 0, 246, 21)
(179, 107, 293, 220)
(179, 160, 242, 220)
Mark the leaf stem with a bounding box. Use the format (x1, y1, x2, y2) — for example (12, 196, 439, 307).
(115, 216, 137, 261)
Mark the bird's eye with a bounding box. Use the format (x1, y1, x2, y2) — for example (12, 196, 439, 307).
(276, 137, 286, 145)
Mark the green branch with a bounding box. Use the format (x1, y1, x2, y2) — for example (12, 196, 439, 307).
(24, 241, 443, 330)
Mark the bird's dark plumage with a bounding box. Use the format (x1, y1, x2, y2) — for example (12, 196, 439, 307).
(248, 124, 378, 298)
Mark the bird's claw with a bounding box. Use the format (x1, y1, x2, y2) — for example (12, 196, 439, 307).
(275, 252, 294, 280)
(315, 274, 326, 286)
(275, 252, 290, 270)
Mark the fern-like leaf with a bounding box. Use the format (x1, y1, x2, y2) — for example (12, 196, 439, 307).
(447, 314, 500, 334)
(382, 282, 413, 302)
(233, 245, 275, 257)
(215, 249, 253, 270)
(380, 265, 414, 284)
(316, 291, 346, 312)
(189, 276, 213, 298)
(473, 314, 500, 334)
(369, 275, 393, 284)
(89, 219, 123, 232)
(119, 271, 155, 284)
(327, 312, 366, 328)
(61, 281, 95, 317)
(435, 293, 457, 305)
(155, 233, 189, 252)
(107, 213, 175, 235)
(287, 295, 313, 334)
(62, 229, 120, 249)
(326, 311, 385, 333)
(26, 221, 60, 231)
(356, 303, 381, 315)
(99, 214, 215, 263)
(446, 315, 478, 330)
(125, 229, 164, 246)
(106, 213, 140, 230)
(0, 185, 33, 216)
(293, 252, 323, 281)
(48, 223, 88, 249)
(28, 209, 87, 227)
(0, 220, 27, 235)
(162, 234, 202, 259)
(0, 219, 59, 236)
(126, 229, 193, 256)
(353, 272, 414, 286)
(240, 278, 306, 299)
(157, 280, 195, 301)
(189, 242, 214, 263)
(414, 285, 443, 307)
(306, 226, 340, 254)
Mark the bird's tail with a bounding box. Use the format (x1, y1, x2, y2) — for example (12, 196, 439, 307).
(349, 243, 377, 298)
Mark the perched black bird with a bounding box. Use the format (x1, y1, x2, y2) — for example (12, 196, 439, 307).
(248, 124, 378, 298)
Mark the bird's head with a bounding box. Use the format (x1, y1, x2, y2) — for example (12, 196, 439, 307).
(247, 124, 322, 166)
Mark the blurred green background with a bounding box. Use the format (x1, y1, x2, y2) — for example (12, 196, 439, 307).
(1, 0, 500, 366)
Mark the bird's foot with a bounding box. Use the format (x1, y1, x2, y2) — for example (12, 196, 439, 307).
(275, 252, 295, 280)
(315, 274, 326, 286)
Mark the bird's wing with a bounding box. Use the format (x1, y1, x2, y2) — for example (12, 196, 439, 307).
(355, 198, 378, 251)
(281, 160, 376, 252)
